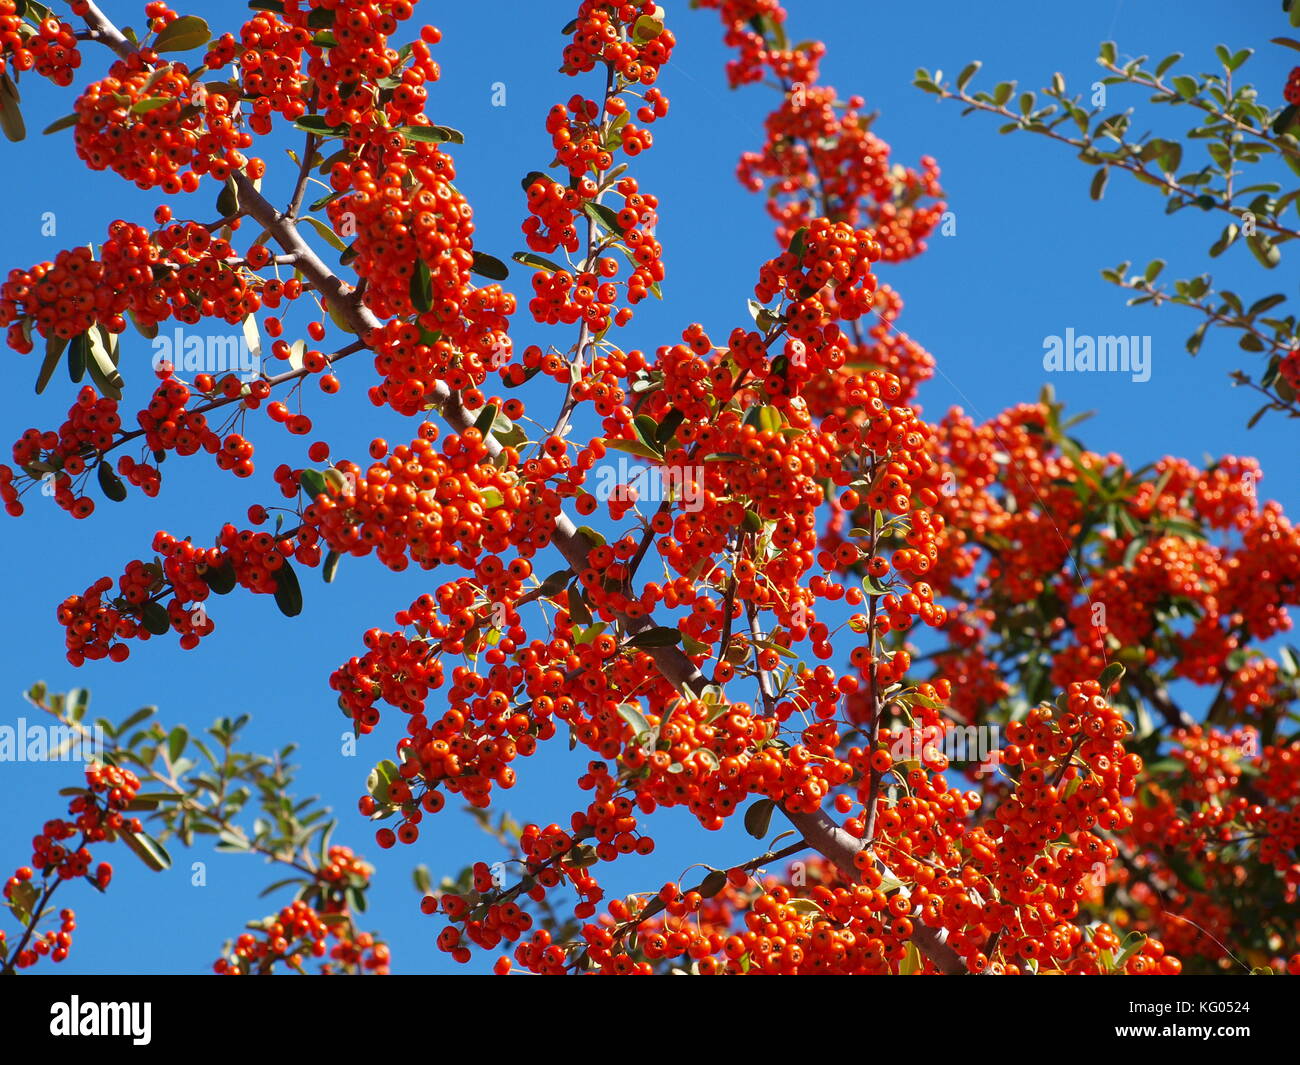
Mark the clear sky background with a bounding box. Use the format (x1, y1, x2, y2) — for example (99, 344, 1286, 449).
(0, 0, 1293, 974)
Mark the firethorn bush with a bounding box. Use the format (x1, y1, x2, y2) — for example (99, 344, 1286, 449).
(0, 0, 1298, 978)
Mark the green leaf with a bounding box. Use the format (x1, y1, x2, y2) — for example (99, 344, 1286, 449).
(749, 637, 796, 659)
(521, 169, 555, 192)
(365, 759, 399, 805)
(216, 177, 240, 218)
(167, 726, 188, 765)
(1247, 234, 1281, 269)
(1224, 48, 1251, 72)
(35, 334, 69, 394)
(130, 97, 174, 115)
(632, 13, 665, 42)
(956, 61, 981, 91)
(410, 258, 432, 312)
(304, 216, 346, 253)
(292, 115, 345, 137)
(583, 201, 627, 236)
(512, 251, 565, 273)
(913, 71, 941, 95)
(201, 558, 237, 595)
(273, 561, 303, 617)
(86, 326, 124, 400)
(536, 568, 570, 598)
(603, 438, 663, 461)
(117, 706, 156, 733)
(1089, 167, 1109, 201)
(42, 112, 77, 135)
(399, 124, 464, 144)
(1247, 293, 1286, 316)
(141, 601, 171, 636)
(788, 225, 808, 261)
(1111, 932, 1147, 972)
(300, 469, 328, 499)
(121, 828, 172, 871)
(470, 250, 509, 281)
(8, 878, 38, 925)
(1099, 662, 1126, 690)
(633, 413, 660, 451)
(67, 333, 87, 384)
(567, 586, 592, 626)
(900, 941, 923, 974)
(1208, 222, 1239, 257)
(700, 869, 727, 898)
(743, 798, 776, 839)
(627, 626, 682, 648)
(259, 876, 308, 898)
(216, 830, 252, 852)
(153, 15, 211, 53)
(323, 549, 342, 583)
(97, 461, 127, 503)
(862, 575, 891, 597)
(1154, 52, 1183, 76)
(0, 72, 25, 143)
(616, 702, 652, 743)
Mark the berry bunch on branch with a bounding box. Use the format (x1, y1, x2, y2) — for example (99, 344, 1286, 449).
(1, 0, 1297, 976)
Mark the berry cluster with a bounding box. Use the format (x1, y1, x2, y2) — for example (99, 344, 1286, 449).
(213, 842, 387, 974)
(694, 0, 820, 88)
(698, 0, 942, 406)
(2, 218, 302, 344)
(204, 10, 311, 133)
(1, 764, 139, 969)
(75, 54, 259, 192)
(561, 2, 676, 83)
(0, 2, 82, 86)
(212, 899, 389, 975)
(55, 522, 324, 664)
(6, 387, 122, 519)
(305, 430, 520, 572)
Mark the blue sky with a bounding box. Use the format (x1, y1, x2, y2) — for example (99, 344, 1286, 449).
(0, 0, 1294, 974)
